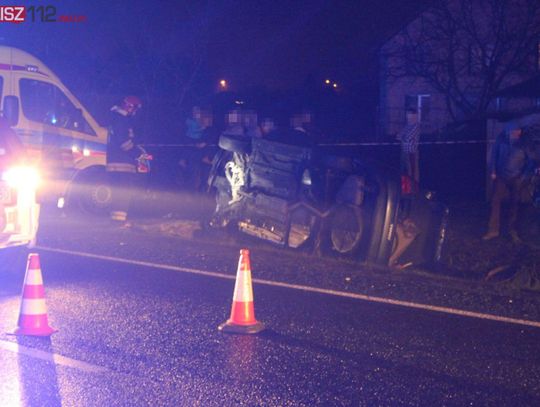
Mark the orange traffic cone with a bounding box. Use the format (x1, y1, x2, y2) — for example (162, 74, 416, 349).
(219, 249, 265, 334)
(12, 253, 57, 336)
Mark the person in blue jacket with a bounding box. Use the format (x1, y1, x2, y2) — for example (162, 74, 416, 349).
(483, 121, 531, 243)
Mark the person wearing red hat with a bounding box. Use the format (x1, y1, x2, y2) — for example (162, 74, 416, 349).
(106, 95, 142, 226)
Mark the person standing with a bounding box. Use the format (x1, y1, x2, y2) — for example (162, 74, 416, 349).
(397, 109, 421, 193)
(106, 95, 142, 226)
(483, 122, 530, 243)
(181, 106, 214, 191)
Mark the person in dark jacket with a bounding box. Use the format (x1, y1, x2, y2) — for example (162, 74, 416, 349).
(106, 95, 142, 226)
(483, 122, 531, 243)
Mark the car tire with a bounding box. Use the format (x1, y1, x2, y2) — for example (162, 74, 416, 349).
(70, 168, 112, 215)
(366, 176, 400, 265)
(327, 204, 364, 254)
(396, 194, 450, 266)
(288, 205, 317, 249)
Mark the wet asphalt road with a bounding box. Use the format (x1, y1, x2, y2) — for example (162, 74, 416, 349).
(1, 250, 540, 406)
(0, 218, 540, 405)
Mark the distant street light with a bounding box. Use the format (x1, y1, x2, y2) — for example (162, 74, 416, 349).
(219, 79, 227, 89)
(333, 82, 338, 89)
(325, 79, 331, 85)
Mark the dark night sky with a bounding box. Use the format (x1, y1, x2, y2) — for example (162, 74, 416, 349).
(0, 0, 430, 92)
(204, 0, 428, 89)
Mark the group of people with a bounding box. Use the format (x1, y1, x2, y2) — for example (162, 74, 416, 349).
(108, 97, 539, 243)
(395, 108, 539, 244)
(105, 97, 323, 226)
(483, 121, 539, 243)
(178, 106, 320, 189)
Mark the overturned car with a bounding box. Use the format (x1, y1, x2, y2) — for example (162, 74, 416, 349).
(207, 130, 448, 268)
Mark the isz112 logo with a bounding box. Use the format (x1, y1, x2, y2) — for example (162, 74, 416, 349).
(0, 6, 26, 23)
(0, 5, 86, 23)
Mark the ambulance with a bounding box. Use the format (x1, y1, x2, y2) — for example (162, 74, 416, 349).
(0, 46, 110, 213)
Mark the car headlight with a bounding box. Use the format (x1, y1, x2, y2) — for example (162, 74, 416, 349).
(2, 167, 41, 189)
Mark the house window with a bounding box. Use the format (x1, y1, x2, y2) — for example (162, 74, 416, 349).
(405, 94, 431, 122)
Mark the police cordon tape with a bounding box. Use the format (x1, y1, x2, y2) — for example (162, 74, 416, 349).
(141, 139, 487, 148)
(318, 140, 487, 147)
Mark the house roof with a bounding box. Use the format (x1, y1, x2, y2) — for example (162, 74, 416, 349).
(497, 75, 540, 98)
(378, 0, 441, 51)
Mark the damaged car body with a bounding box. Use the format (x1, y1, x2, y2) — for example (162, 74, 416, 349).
(207, 132, 448, 268)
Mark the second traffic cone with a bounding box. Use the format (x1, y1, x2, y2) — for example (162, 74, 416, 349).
(12, 253, 57, 336)
(219, 249, 265, 334)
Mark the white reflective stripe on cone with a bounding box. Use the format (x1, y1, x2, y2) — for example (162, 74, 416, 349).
(25, 268, 43, 285)
(232, 267, 253, 302)
(20, 299, 48, 315)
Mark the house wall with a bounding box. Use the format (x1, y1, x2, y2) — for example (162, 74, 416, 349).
(379, 0, 539, 138)
(380, 74, 450, 136)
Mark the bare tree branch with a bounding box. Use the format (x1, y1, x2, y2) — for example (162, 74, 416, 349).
(382, 0, 540, 123)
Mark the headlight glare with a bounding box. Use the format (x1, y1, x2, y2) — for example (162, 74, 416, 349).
(2, 167, 41, 189)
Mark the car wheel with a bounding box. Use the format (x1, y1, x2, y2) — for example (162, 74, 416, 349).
(218, 134, 251, 154)
(328, 204, 364, 254)
(288, 206, 316, 249)
(366, 176, 400, 265)
(395, 194, 450, 266)
(71, 169, 112, 215)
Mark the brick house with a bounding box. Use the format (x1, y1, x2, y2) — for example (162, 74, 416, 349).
(488, 74, 540, 138)
(378, 0, 540, 138)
